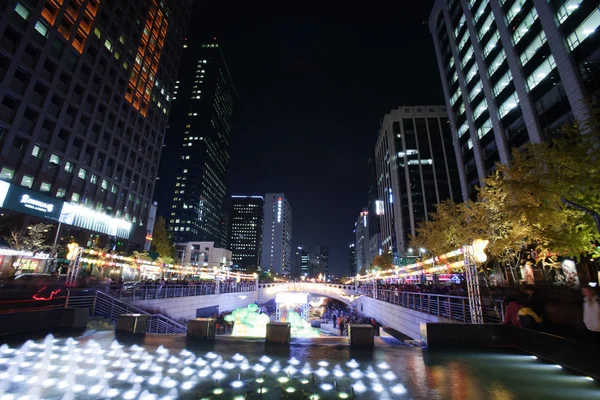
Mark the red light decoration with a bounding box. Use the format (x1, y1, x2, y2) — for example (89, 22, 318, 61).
(32, 287, 62, 301)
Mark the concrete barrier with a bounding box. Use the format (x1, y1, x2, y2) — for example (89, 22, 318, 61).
(348, 324, 374, 347)
(187, 318, 216, 340)
(266, 322, 290, 344)
(424, 323, 600, 380)
(0, 308, 89, 336)
(116, 314, 148, 335)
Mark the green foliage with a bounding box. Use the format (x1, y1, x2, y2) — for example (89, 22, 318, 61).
(132, 250, 152, 262)
(7, 223, 53, 253)
(411, 108, 600, 272)
(151, 216, 175, 260)
(370, 253, 393, 270)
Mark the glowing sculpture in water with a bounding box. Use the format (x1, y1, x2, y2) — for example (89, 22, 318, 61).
(224, 304, 319, 338)
(224, 304, 270, 337)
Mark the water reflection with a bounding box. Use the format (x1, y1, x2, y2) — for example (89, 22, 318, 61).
(0, 332, 597, 399)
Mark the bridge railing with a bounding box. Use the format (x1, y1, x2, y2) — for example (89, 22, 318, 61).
(107, 283, 257, 301)
(360, 288, 504, 323)
(66, 289, 187, 334)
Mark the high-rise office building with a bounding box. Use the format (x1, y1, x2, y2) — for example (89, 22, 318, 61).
(0, 0, 190, 249)
(354, 208, 368, 274)
(375, 106, 461, 253)
(348, 243, 357, 276)
(228, 195, 263, 272)
(366, 157, 382, 264)
(260, 193, 292, 275)
(315, 244, 329, 278)
(430, 0, 600, 199)
(156, 36, 235, 246)
(294, 245, 310, 278)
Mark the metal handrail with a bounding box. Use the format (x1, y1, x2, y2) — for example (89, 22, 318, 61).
(66, 289, 187, 334)
(106, 283, 257, 301)
(359, 288, 504, 323)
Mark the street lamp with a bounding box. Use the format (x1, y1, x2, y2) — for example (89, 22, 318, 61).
(408, 248, 413, 254)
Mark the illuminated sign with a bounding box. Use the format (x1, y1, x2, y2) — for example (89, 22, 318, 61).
(276, 292, 309, 305)
(60, 203, 132, 239)
(0, 249, 50, 259)
(2, 185, 62, 221)
(0, 182, 132, 239)
(375, 200, 384, 215)
(20, 194, 55, 213)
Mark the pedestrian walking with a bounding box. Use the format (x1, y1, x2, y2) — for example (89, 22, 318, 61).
(332, 313, 337, 328)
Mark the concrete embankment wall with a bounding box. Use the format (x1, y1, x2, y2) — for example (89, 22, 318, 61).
(355, 296, 455, 340)
(131, 291, 258, 320)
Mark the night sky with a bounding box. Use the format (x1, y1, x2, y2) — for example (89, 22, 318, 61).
(192, 0, 443, 277)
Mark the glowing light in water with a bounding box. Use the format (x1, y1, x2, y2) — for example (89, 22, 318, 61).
(392, 384, 408, 394)
(232, 380, 244, 388)
(347, 359, 359, 368)
(383, 371, 396, 380)
(373, 383, 384, 392)
(352, 381, 367, 393)
(286, 387, 296, 393)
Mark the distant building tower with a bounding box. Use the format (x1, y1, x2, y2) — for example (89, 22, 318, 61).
(349, 244, 357, 276)
(430, 0, 600, 199)
(366, 157, 382, 265)
(316, 245, 329, 278)
(228, 195, 264, 272)
(354, 208, 369, 275)
(375, 106, 461, 253)
(260, 193, 292, 275)
(294, 246, 310, 278)
(156, 37, 236, 247)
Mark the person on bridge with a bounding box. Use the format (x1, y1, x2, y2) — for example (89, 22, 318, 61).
(332, 313, 337, 328)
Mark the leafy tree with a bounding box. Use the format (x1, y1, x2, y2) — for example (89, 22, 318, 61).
(132, 250, 152, 262)
(411, 109, 600, 285)
(6, 223, 53, 275)
(370, 253, 393, 271)
(151, 216, 175, 260)
(7, 223, 53, 253)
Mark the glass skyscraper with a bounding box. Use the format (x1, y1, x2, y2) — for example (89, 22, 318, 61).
(430, 0, 600, 199)
(156, 37, 236, 246)
(0, 0, 190, 249)
(375, 106, 461, 253)
(260, 193, 292, 276)
(228, 195, 263, 273)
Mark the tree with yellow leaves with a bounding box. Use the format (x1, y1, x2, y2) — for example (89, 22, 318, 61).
(412, 108, 600, 285)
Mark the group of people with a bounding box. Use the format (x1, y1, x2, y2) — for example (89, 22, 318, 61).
(502, 284, 600, 343)
(324, 305, 377, 337)
(360, 282, 468, 296)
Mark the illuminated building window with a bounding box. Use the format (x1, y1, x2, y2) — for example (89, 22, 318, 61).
(39, 0, 101, 53)
(126, 0, 169, 117)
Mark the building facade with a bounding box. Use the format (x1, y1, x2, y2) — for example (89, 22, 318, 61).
(430, 0, 600, 199)
(375, 106, 461, 253)
(315, 244, 329, 278)
(260, 193, 292, 275)
(354, 208, 368, 274)
(0, 0, 190, 249)
(175, 241, 232, 269)
(156, 36, 235, 246)
(366, 157, 382, 264)
(227, 195, 263, 273)
(294, 245, 310, 278)
(348, 243, 357, 276)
